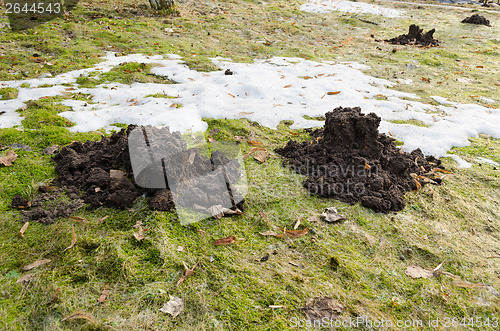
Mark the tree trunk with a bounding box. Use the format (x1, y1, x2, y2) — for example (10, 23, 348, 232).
(149, 0, 175, 10)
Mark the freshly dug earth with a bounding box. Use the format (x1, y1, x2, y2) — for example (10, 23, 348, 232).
(276, 107, 446, 213)
(461, 14, 491, 27)
(18, 188, 84, 225)
(386, 24, 439, 47)
(51, 125, 244, 214)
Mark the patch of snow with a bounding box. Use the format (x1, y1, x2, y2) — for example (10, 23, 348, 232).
(446, 155, 472, 168)
(1, 53, 500, 159)
(300, 0, 405, 18)
(479, 96, 495, 104)
(431, 96, 454, 105)
(476, 157, 500, 166)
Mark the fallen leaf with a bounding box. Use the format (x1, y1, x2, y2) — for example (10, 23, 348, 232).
(259, 231, 279, 237)
(62, 311, 95, 324)
(19, 222, 29, 237)
(68, 216, 91, 222)
(208, 205, 243, 219)
(159, 295, 184, 318)
(47, 287, 61, 304)
(23, 259, 51, 271)
(213, 236, 236, 246)
(234, 136, 246, 143)
(327, 91, 341, 95)
(405, 265, 434, 279)
(303, 297, 345, 321)
(321, 207, 347, 223)
(452, 279, 480, 288)
(63, 225, 77, 252)
(16, 273, 35, 285)
(293, 218, 301, 230)
(176, 262, 198, 286)
(169, 103, 178, 108)
(247, 140, 262, 146)
(421, 77, 430, 83)
(0, 150, 18, 167)
(97, 284, 110, 303)
(289, 132, 300, 136)
(278, 228, 309, 238)
(284, 84, 292, 88)
(253, 150, 270, 163)
(238, 112, 254, 116)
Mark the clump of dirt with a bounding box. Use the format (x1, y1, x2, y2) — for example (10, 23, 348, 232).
(51, 125, 244, 215)
(19, 188, 84, 225)
(386, 24, 439, 47)
(461, 14, 491, 27)
(276, 107, 446, 213)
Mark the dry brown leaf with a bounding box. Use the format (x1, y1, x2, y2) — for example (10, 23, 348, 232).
(293, 218, 301, 230)
(19, 222, 29, 237)
(278, 228, 309, 238)
(23, 259, 51, 271)
(213, 236, 236, 246)
(321, 207, 347, 223)
(234, 136, 246, 143)
(433, 168, 451, 174)
(284, 84, 292, 88)
(169, 103, 178, 108)
(303, 297, 345, 321)
(405, 265, 434, 279)
(63, 225, 77, 252)
(259, 211, 269, 222)
(159, 295, 184, 318)
(0, 150, 18, 167)
(176, 262, 198, 287)
(247, 140, 262, 146)
(208, 205, 243, 219)
(238, 112, 254, 116)
(62, 311, 95, 323)
(133, 228, 146, 241)
(97, 284, 110, 303)
(289, 132, 300, 136)
(253, 150, 270, 163)
(47, 287, 61, 304)
(452, 279, 480, 288)
(16, 273, 35, 285)
(69, 216, 91, 222)
(259, 231, 279, 237)
(327, 91, 341, 95)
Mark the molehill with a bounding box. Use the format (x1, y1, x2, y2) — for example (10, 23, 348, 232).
(276, 107, 446, 213)
(386, 24, 439, 47)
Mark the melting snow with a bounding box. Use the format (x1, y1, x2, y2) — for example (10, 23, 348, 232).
(1, 53, 499, 166)
(300, 0, 405, 18)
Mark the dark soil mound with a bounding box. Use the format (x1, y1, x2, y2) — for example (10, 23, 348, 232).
(386, 24, 439, 47)
(461, 14, 491, 27)
(20, 188, 84, 225)
(276, 107, 446, 213)
(51, 125, 244, 215)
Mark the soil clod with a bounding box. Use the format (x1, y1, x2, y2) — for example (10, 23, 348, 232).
(51, 125, 245, 216)
(461, 14, 491, 27)
(385, 24, 439, 47)
(276, 107, 446, 213)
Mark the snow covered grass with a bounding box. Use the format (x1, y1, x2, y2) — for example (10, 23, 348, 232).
(0, 0, 499, 329)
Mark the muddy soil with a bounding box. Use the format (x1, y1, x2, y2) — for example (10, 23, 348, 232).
(386, 24, 439, 47)
(276, 107, 446, 213)
(51, 125, 244, 215)
(18, 188, 84, 225)
(461, 14, 491, 26)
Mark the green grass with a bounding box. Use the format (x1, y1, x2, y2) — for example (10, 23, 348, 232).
(0, 87, 18, 100)
(0, 0, 499, 329)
